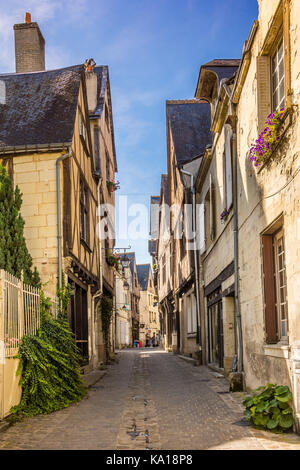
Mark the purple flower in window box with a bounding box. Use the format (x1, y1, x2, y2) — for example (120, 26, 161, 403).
(249, 109, 286, 167)
(220, 208, 229, 223)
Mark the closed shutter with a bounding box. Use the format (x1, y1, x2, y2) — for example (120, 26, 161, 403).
(257, 55, 271, 133)
(262, 235, 278, 344)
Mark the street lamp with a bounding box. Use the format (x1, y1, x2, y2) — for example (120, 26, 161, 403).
(121, 254, 130, 269)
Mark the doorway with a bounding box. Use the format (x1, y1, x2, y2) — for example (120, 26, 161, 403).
(69, 278, 89, 364)
(207, 291, 224, 369)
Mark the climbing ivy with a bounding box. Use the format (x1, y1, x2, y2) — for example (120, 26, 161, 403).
(11, 276, 86, 417)
(99, 295, 113, 361)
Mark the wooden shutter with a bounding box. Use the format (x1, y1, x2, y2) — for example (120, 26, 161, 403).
(257, 55, 271, 133)
(262, 235, 278, 344)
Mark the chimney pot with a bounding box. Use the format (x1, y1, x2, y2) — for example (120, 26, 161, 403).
(25, 12, 31, 23)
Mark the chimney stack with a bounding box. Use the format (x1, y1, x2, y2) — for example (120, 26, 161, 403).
(84, 59, 98, 113)
(14, 13, 45, 73)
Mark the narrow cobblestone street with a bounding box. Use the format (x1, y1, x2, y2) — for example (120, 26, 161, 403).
(1, 349, 300, 450)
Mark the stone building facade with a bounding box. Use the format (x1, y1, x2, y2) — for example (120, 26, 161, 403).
(137, 264, 159, 346)
(232, 0, 300, 409)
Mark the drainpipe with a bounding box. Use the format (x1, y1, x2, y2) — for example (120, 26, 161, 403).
(231, 123, 244, 374)
(56, 150, 71, 290)
(91, 178, 104, 366)
(180, 169, 202, 356)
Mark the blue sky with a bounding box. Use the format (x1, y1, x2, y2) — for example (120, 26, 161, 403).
(0, 0, 258, 265)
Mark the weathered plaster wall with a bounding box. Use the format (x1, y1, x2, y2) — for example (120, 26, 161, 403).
(237, 0, 300, 390)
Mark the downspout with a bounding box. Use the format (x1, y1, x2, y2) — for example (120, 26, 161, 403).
(232, 127, 243, 373)
(56, 150, 71, 291)
(180, 169, 202, 355)
(91, 178, 104, 365)
(224, 83, 244, 374)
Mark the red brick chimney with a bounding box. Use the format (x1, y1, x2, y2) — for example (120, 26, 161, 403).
(14, 13, 45, 73)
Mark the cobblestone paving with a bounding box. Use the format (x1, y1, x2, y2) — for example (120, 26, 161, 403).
(0, 349, 300, 450)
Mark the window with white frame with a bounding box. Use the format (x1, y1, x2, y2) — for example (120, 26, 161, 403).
(271, 37, 285, 112)
(274, 229, 288, 340)
(186, 293, 197, 334)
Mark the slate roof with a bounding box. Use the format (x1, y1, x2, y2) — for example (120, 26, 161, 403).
(166, 100, 212, 166)
(137, 264, 151, 291)
(0, 65, 83, 149)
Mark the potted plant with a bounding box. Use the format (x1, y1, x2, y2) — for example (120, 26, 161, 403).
(107, 180, 120, 193)
(106, 250, 121, 271)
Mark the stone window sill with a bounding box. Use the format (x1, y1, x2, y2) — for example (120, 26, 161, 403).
(264, 343, 290, 359)
(187, 333, 197, 338)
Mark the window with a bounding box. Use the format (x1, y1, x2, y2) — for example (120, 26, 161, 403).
(105, 104, 110, 130)
(80, 180, 89, 244)
(274, 230, 288, 340)
(223, 125, 233, 210)
(79, 111, 86, 140)
(262, 226, 288, 343)
(186, 294, 197, 334)
(180, 204, 186, 260)
(106, 150, 111, 183)
(204, 175, 216, 248)
(162, 254, 166, 285)
(93, 126, 101, 175)
(271, 37, 285, 112)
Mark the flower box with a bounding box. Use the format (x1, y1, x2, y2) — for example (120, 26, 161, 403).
(107, 180, 120, 193)
(249, 108, 292, 168)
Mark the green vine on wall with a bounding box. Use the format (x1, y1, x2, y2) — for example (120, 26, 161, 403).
(11, 275, 86, 417)
(99, 295, 113, 361)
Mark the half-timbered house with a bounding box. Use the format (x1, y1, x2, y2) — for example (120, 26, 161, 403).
(0, 16, 118, 369)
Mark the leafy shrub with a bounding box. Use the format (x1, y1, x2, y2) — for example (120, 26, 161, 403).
(11, 318, 86, 417)
(243, 383, 294, 432)
(11, 275, 86, 417)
